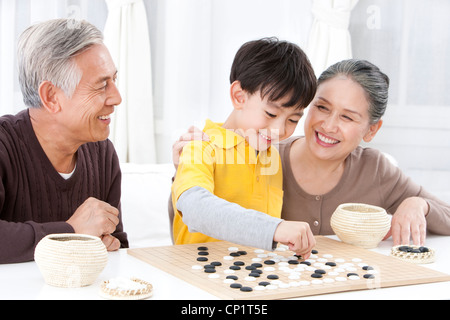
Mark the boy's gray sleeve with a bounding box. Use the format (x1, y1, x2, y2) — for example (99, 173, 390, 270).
(176, 186, 283, 251)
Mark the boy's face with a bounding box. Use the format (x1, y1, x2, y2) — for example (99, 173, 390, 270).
(231, 84, 303, 151)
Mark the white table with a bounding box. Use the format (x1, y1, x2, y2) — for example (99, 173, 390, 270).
(1, 235, 449, 300)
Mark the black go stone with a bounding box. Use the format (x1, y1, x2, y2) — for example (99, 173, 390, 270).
(314, 269, 326, 274)
(398, 245, 430, 253)
(240, 286, 253, 292)
(204, 268, 216, 273)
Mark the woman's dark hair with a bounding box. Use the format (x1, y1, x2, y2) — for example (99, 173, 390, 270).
(318, 59, 390, 124)
(230, 37, 317, 110)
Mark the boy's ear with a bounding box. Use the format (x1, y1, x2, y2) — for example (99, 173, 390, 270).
(38, 81, 62, 113)
(230, 80, 247, 110)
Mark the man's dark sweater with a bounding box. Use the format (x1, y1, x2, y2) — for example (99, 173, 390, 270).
(0, 109, 128, 264)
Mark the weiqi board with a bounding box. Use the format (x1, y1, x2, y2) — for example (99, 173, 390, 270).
(128, 236, 450, 300)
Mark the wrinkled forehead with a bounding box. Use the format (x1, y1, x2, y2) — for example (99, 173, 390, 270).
(74, 44, 117, 82)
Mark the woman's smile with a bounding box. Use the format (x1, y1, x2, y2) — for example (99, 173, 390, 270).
(315, 131, 340, 147)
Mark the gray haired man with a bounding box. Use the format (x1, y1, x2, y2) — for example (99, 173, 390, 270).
(0, 19, 128, 264)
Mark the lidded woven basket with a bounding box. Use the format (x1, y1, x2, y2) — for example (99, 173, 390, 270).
(34, 234, 108, 288)
(330, 203, 391, 249)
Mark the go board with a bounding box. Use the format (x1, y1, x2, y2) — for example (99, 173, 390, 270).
(127, 236, 450, 300)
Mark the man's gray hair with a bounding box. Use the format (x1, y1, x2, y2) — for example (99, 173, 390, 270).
(17, 19, 104, 108)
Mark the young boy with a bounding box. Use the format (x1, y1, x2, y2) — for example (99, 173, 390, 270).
(171, 38, 317, 257)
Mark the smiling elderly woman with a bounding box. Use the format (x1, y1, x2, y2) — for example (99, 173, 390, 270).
(0, 19, 128, 264)
(279, 59, 450, 246)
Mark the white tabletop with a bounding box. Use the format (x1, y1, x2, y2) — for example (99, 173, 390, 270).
(1, 235, 449, 300)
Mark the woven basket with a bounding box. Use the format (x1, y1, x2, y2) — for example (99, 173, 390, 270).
(99, 277, 153, 300)
(391, 245, 435, 264)
(330, 203, 391, 249)
(34, 234, 108, 288)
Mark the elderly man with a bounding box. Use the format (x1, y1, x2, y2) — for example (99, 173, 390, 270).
(0, 19, 128, 264)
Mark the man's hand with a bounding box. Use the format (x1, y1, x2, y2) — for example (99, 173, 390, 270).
(67, 197, 120, 249)
(101, 234, 121, 251)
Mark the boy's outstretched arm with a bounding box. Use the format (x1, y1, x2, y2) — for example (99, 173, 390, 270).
(177, 186, 314, 258)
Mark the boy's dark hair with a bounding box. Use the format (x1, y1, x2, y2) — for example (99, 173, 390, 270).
(230, 37, 317, 109)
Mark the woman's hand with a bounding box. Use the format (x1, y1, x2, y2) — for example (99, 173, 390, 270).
(172, 126, 209, 168)
(387, 197, 429, 246)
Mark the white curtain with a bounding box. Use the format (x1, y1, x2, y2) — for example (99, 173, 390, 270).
(104, 0, 156, 163)
(306, 0, 359, 77)
(349, 0, 450, 202)
(0, 0, 17, 117)
(149, 0, 313, 163)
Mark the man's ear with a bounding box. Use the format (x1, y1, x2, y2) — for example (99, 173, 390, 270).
(363, 119, 383, 142)
(38, 81, 61, 113)
(230, 80, 247, 110)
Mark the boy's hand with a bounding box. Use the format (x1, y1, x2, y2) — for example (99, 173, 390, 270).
(274, 221, 315, 259)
